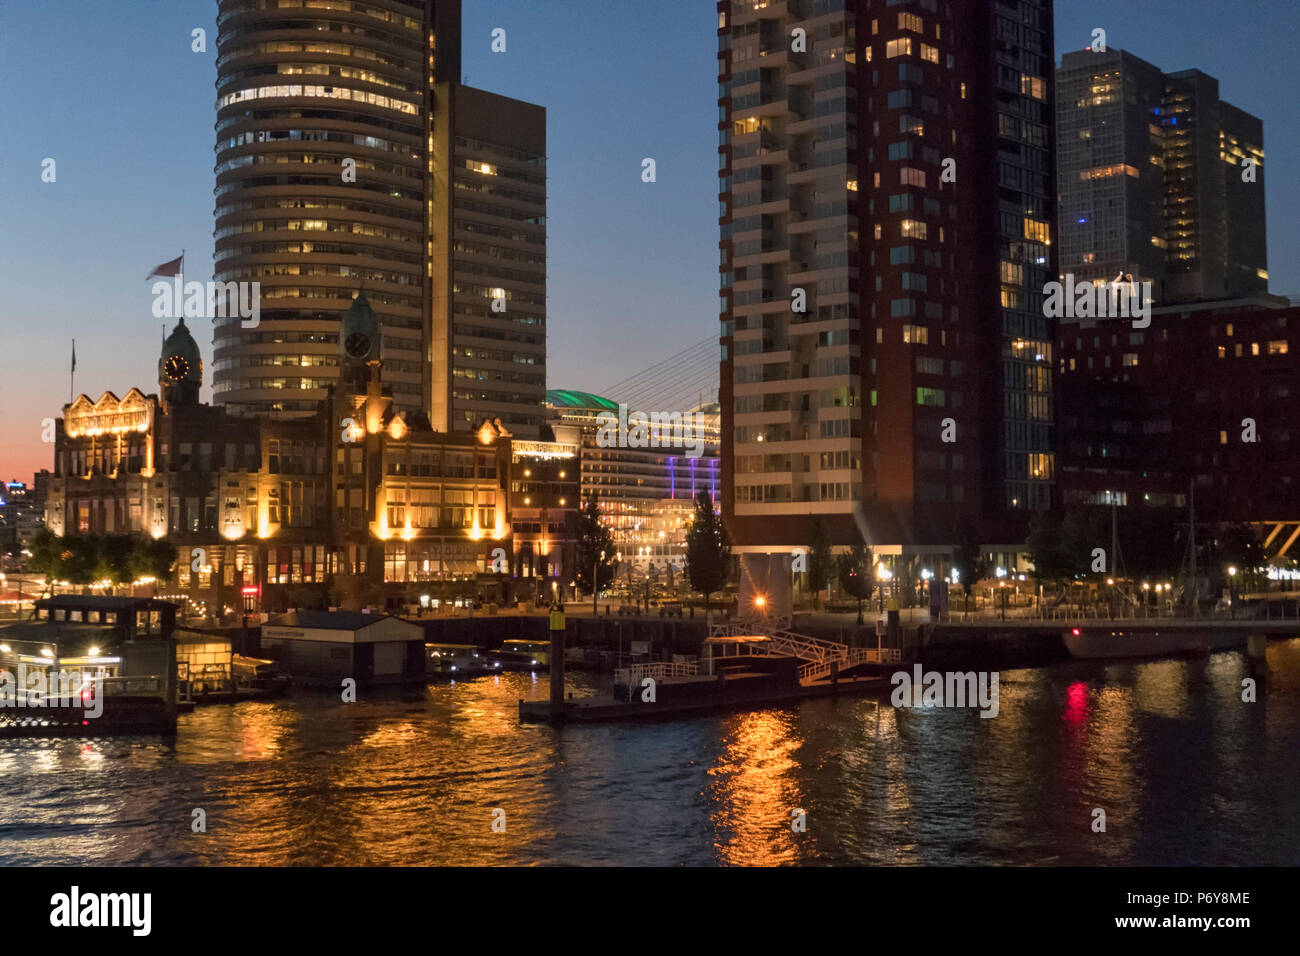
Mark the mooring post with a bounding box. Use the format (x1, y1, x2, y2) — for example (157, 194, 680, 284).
(549, 599, 566, 722)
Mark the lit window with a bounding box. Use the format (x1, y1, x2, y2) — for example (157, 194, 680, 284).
(898, 12, 923, 32)
(1023, 218, 1051, 244)
(1020, 75, 1046, 100)
(885, 38, 912, 58)
(919, 44, 939, 64)
(900, 219, 927, 239)
(1268, 340, 1289, 355)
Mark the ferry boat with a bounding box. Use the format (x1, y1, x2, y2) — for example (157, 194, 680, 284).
(1062, 624, 1246, 660)
(231, 654, 291, 694)
(426, 642, 498, 675)
(494, 639, 550, 669)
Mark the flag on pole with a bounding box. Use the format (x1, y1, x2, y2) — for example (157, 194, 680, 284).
(147, 254, 184, 280)
(71, 340, 76, 374)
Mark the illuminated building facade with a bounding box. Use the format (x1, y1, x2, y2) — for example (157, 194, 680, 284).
(717, 0, 1057, 569)
(1057, 49, 1267, 304)
(47, 319, 331, 616)
(508, 436, 580, 593)
(546, 390, 721, 575)
(213, 0, 547, 437)
(439, 86, 548, 437)
(0, 476, 48, 556)
(46, 300, 553, 617)
(1057, 301, 1300, 548)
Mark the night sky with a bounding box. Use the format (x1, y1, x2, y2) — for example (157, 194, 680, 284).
(2, 0, 1297, 481)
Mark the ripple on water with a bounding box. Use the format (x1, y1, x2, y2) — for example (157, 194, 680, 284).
(2, 646, 1299, 865)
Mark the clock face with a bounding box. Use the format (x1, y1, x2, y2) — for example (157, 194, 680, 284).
(345, 332, 372, 359)
(164, 355, 188, 381)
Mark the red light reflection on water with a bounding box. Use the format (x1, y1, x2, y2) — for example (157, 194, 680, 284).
(1064, 682, 1088, 724)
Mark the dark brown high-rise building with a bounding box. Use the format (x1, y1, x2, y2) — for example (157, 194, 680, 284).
(717, 0, 1057, 574)
(213, 0, 545, 437)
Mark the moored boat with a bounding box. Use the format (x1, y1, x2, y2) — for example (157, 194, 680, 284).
(1063, 624, 1246, 660)
(494, 639, 550, 669)
(426, 642, 498, 676)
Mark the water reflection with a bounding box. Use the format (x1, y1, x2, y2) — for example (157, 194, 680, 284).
(0, 642, 1297, 866)
(708, 709, 804, 866)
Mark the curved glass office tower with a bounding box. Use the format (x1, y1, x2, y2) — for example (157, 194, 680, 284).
(213, 0, 545, 437)
(214, 0, 439, 416)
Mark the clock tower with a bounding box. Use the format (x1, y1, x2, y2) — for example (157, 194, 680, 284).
(158, 317, 203, 409)
(340, 291, 381, 393)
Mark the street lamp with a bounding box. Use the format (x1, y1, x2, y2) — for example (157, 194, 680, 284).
(1228, 566, 1238, 619)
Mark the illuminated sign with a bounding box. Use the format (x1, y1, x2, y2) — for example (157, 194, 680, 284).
(512, 441, 577, 460)
(65, 391, 153, 439)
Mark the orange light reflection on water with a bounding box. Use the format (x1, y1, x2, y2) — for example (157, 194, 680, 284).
(708, 709, 805, 866)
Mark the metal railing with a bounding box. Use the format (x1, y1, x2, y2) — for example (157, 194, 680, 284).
(797, 646, 901, 683)
(710, 620, 851, 667)
(710, 618, 902, 684)
(614, 660, 699, 687)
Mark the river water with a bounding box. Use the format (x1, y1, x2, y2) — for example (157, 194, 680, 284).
(2, 640, 1298, 866)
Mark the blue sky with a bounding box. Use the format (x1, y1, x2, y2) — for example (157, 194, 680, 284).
(2, 0, 1297, 481)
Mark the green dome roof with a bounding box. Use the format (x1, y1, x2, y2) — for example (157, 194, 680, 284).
(546, 389, 620, 411)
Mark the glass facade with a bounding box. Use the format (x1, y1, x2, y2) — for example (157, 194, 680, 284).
(213, 0, 431, 415)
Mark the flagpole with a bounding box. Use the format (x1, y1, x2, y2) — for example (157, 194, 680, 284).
(70, 339, 75, 406)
